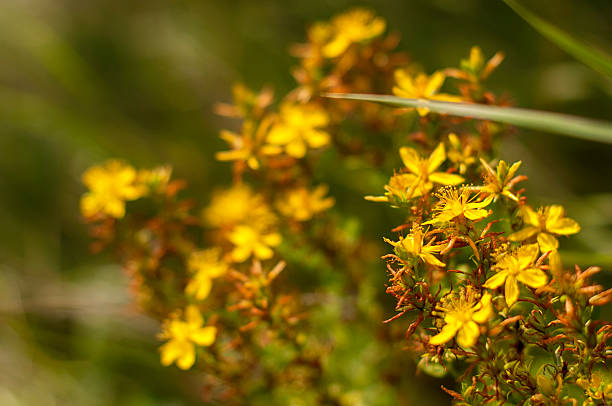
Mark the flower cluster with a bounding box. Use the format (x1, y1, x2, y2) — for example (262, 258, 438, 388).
(79, 7, 610, 405)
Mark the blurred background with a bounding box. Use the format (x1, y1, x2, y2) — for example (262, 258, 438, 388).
(0, 0, 611, 404)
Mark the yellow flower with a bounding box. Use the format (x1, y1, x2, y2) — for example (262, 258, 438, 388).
(203, 185, 276, 231)
(276, 185, 335, 221)
(392, 69, 462, 116)
(228, 225, 281, 262)
(483, 244, 548, 307)
(384, 227, 445, 267)
(479, 159, 524, 202)
(319, 8, 386, 58)
(266, 102, 330, 158)
(424, 187, 493, 225)
(159, 306, 216, 370)
(446, 133, 476, 174)
(80, 160, 147, 218)
(185, 248, 228, 301)
(430, 288, 493, 348)
(398, 143, 465, 198)
(508, 205, 580, 253)
(215, 118, 281, 170)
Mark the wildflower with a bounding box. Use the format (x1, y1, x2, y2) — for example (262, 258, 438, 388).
(577, 372, 612, 405)
(319, 8, 386, 58)
(446, 46, 505, 83)
(479, 159, 524, 202)
(430, 288, 493, 348)
(398, 143, 464, 198)
(384, 227, 445, 267)
(446, 133, 476, 174)
(423, 187, 493, 225)
(266, 102, 330, 158)
(276, 185, 335, 221)
(203, 185, 276, 231)
(484, 244, 548, 306)
(185, 248, 228, 301)
(159, 305, 216, 370)
(215, 118, 281, 170)
(80, 160, 147, 218)
(228, 225, 281, 262)
(509, 205, 580, 253)
(392, 69, 462, 116)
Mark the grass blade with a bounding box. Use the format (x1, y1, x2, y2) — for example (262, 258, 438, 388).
(323, 93, 612, 144)
(503, 0, 612, 78)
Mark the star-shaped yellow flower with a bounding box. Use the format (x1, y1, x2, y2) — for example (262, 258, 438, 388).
(392, 69, 462, 116)
(319, 8, 386, 58)
(423, 187, 493, 225)
(509, 205, 580, 253)
(430, 288, 493, 348)
(80, 160, 147, 219)
(398, 143, 465, 198)
(266, 102, 330, 158)
(276, 185, 335, 222)
(483, 244, 548, 307)
(384, 227, 445, 267)
(184, 248, 228, 301)
(228, 225, 281, 262)
(159, 306, 216, 370)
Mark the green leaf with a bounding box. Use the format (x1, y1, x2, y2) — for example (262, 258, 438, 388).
(323, 93, 612, 144)
(503, 0, 612, 78)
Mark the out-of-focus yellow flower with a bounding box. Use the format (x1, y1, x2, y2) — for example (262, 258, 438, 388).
(80, 160, 147, 218)
(318, 8, 386, 58)
(399, 143, 464, 198)
(479, 159, 524, 202)
(446, 133, 476, 174)
(577, 372, 612, 405)
(266, 102, 330, 158)
(203, 185, 276, 231)
(430, 288, 492, 348)
(159, 306, 216, 370)
(392, 69, 462, 116)
(276, 185, 335, 221)
(384, 227, 445, 267)
(185, 248, 228, 301)
(484, 244, 548, 307)
(424, 187, 493, 225)
(228, 225, 281, 262)
(509, 205, 580, 253)
(215, 118, 281, 170)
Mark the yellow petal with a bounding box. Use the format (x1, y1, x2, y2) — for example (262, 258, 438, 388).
(399, 147, 421, 174)
(517, 243, 539, 269)
(520, 205, 539, 227)
(427, 143, 446, 173)
(429, 322, 461, 346)
(547, 217, 580, 236)
(464, 208, 489, 221)
(160, 340, 183, 366)
(468, 194, 494, 209)
(428, 172, 464, 185)
(185, 305, 203, 326)
(420, 253, 446, 267)
(263, 232, 282, 246)
(306, 129, 330, 148)
(508, 226, 538, 242)
(286, 139, 307, 158)
(190, 326, 217, 346)
(544, 205, 564, 227)
(185, 276, 212, 301)
(424, 71, 445, 97)
(472, 293, 493, 324)
(456, 321, 479, 348)
(505, 276, 519, 307)
(231, 246, 252, 263)
(517, 268, 548, 288)
(254, 243, 274, 260)
(537, 232, 559, 252)
(484, 270, 508, 289)
(176, 344, 196, 370)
